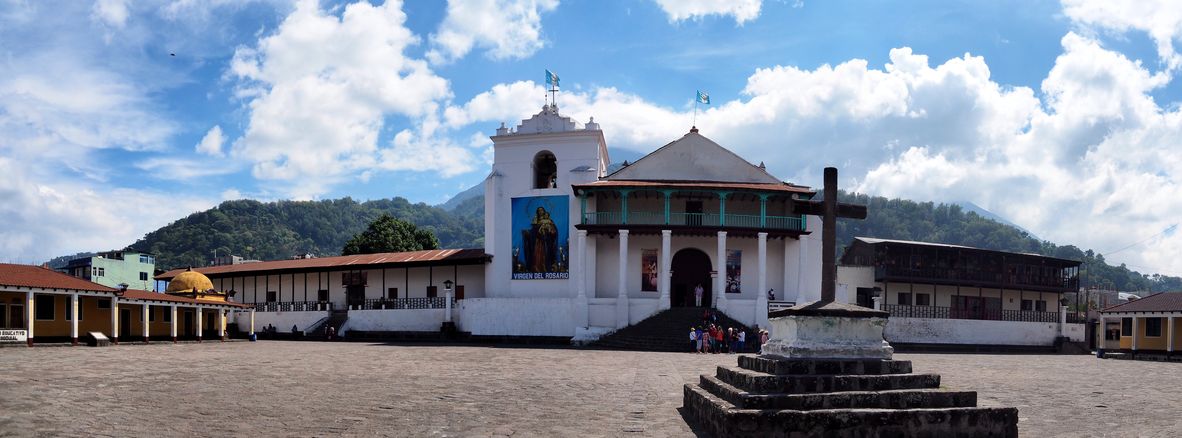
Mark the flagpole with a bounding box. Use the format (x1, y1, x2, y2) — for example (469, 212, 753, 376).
(693, 100, 698, 128)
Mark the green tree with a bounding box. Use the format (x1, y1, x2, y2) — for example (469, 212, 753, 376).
(341, 214, 440, 255)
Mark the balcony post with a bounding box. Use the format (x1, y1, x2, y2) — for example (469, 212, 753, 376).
(718, 191, 730, 226)
(619, 189, 631, 224)
(759, 193, 770, 227)
(579, 191, 588, 224)
(662, 190, 673, 225)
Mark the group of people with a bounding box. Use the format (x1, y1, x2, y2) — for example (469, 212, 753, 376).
(689, 324, 744, 354)
(688, 309, 771, 354)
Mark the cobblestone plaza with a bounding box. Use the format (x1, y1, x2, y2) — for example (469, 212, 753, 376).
(0, 342, 1176, 437)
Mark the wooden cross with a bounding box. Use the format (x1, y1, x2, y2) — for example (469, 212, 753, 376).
(791, 167, 867, 303)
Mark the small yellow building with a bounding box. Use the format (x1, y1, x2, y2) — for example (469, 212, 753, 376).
(1097, 292, 1182, 359)
(0, 263, 251, 346)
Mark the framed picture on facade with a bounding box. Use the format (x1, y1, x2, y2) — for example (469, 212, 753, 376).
(511, 195, 570, 280)
(641, 249, 658, 291)
(725, 249, 741, 294)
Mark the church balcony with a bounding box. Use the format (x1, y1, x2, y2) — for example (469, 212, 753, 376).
(578, 210, 807, 235)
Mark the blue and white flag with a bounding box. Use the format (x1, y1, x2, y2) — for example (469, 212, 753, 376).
(546, 69, 560, 88)
(696, 90, 710, 105)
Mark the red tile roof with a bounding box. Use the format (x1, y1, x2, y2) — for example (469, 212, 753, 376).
(156, 248, 490, 280)
(574, 180, 815, 195)
(0, 263, 115, 292)
(120, 289, 250, 308)
(1101, 292, 1182, 313)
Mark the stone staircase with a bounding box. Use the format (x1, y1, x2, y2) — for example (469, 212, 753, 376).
(683, 355, 1018, 437)
(593, 307, 753, 353)
(306, 309, 349, 339)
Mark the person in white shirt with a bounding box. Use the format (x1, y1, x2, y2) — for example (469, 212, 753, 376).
(694, 284, 704, 307)
(689, 327, 698, 353)
(738, 329, 746, 352)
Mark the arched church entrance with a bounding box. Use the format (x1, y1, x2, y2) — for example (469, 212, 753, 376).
(671, 248, 712, 308)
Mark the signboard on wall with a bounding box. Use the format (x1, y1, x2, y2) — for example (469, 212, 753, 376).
(725, 249, 742, 294)
(511, 195, 570, 280)
(641, 249, 658, 291)
(0, 330, 27, 343)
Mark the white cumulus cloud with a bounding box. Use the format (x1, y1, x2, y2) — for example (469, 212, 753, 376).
(1062, 0, 1182, 70)
(426, 0, 559, 64)
(195, 125, 225, 156)
(229, 0, 458, 199)
(653, 0, 762, 24)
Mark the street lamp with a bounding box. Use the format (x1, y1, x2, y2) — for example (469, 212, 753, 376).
(443, 279, 454, 292)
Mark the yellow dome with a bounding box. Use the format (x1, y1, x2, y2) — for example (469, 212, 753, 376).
(166, 268, 214, 294)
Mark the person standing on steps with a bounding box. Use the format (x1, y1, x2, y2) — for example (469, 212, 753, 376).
(694, 283, 704, 307)
(689, 327, 698, 353)
(738, 328, 746, 353)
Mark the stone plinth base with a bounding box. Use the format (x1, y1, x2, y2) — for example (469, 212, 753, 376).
(762, 301, 893, 360)
(682, 354, 1018, 437)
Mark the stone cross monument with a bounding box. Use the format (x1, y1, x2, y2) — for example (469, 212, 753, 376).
(762, 166, 894, 359)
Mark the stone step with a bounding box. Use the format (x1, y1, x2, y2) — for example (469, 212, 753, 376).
(738, 356, 913, 375)
(716, 366, 941, 395)
(699, 374, 976, 410)
(683, 384, 1018, 438)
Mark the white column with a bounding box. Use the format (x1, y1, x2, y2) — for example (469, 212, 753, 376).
(111, 296, 119, 342)
(796, 235, 808, 302)
(195, 306, 203, 341)
(1097, 315, 1105, 354)
(616, 229, 630, 328)
(218, 309, 226, 340)
(715, 231, 727, 311)
(25, 291, 34, 346)
(576, 230, 588, 299)
(142, 304, 151, 342)
(756, 232, 769, 329)
(1168, 316, 1175, 354)
(444, 289, 453, 323)
(573, 230, 589, 328)
(171, 305, 178, 341)
(782, 238, 792, 303)
(248, 309, 256, 336)
(70, 293, 79, 345)
(659, 230, 672, 310)
(872, 295, 883, 311)
(1131, 316, 1139, 351)
(1058, 304, 1067, 337)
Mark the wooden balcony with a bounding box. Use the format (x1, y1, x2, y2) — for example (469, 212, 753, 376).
(579, 210, 806, 233)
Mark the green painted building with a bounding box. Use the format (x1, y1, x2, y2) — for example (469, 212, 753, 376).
(60, 251, 156, 291)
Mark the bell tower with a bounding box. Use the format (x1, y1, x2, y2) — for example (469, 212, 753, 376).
(483, 104, 609, 298)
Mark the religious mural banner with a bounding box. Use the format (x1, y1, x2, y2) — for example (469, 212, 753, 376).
(641, 249, 658, 292)
(725, 249, 742, 294)
(511, 195, 570, 280)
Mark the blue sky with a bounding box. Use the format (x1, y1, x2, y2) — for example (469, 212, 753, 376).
(2, 0, 1182, 278)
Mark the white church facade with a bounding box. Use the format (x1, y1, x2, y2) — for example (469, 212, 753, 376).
(159, 104, 824, 341)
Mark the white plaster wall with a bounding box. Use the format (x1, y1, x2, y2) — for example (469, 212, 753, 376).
(588, 299, 615, 328)
(483, 121, 607, 300)
(722, 299, 757, 327)
(885, 317, 1059, 346)
(344, 308, 450, 332)
(592, 233, 789, 305)
(628, 298, 660, 324)
(1064, 323, 1086, 342)
(792, 218, 823, 303)
(238, 310, 328, 334)
(836, 265, 875, 305)
(458, 298, 575, 337)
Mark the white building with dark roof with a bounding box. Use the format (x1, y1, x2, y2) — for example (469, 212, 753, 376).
(156, 104, 826, 342)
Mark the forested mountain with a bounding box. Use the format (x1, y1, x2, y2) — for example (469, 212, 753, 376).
(124, 197, 482, 270)
(45, 188, 1181, 292)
